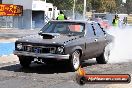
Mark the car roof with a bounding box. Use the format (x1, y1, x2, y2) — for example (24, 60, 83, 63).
(50, 20, 98, 24)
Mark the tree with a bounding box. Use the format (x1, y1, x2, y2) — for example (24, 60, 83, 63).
(45, 0, 92, 13)
(90, 0, 116, 13)
(44, 0, 118, 13)
(102, 0, 116, 13)
(115, 0, 122, 7)
(126, 0, 132, 14)
(90, 0, 101, 12)
(46, 0, 74, 10)
(86, 0, 92, 11)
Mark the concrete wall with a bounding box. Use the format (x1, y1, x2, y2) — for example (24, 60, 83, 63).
(2, 0, 13, 4)
(22, 10, 32, 29)
(13, 10, 32, 29)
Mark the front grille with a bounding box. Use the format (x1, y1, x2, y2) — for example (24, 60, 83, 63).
(22, 45, 56, 54)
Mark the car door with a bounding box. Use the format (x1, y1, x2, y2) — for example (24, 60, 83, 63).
(92, 23, 107, 56)
(84, 23, 100, 59)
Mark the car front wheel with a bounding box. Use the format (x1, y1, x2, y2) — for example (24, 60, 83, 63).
(69, 50, 81, 71)
(18, 56, 32, 68)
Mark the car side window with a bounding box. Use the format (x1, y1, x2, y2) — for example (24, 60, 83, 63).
(92, 23, 104, 37)
(87, 23, 95, 37)
(68, 24, 83, 32)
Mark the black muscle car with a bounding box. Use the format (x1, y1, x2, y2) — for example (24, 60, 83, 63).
(14, 20, 114, 71)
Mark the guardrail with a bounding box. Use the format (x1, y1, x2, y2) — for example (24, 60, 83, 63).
(127, 15, 132, 24)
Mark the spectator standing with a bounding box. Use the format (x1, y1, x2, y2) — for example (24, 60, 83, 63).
(112, 15, 119, 27)
(56, 11, 67, 20)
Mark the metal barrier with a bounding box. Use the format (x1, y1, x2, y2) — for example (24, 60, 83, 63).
(0, 16, 13, 28)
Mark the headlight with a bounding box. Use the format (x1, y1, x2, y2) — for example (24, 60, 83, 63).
(57, 46, 64, 54)
(17, 43, 22, 50)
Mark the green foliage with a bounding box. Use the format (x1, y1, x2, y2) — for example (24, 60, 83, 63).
(90, 0, 101, 11)
(46, 0, 73, 10)
(45, 0, 125, 13)
(90, 0, 117, 13)
(126, 0, 132, 14)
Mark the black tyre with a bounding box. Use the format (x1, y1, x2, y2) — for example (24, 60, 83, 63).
(69, 50, 81, 71)
(96, 43, 112, 64)
(79, 76, 86, 85)
(18, 56, 32, 68)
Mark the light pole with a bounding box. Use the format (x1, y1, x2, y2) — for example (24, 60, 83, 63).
(73, 0, 86, 20)
(83, 0, 86, 20)
(73, 0, 76, 20)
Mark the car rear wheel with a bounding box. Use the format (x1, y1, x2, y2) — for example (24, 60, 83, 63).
(18, 56, 32, 68)
(69, 50, 81, 71)
(96, 43, 112, 64)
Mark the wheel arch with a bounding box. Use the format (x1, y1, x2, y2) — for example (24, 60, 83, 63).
(70, 46, 83, 57)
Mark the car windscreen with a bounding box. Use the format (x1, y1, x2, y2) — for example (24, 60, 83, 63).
(40, 22, 85, 36)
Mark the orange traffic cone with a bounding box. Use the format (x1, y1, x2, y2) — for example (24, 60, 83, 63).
(77, 66, 86, 76)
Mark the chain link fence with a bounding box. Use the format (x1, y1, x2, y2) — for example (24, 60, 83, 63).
(0, 16, 13, 28)
(62, 0, 88, 20)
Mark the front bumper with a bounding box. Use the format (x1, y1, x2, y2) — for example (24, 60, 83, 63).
(14, 51, 70, 60)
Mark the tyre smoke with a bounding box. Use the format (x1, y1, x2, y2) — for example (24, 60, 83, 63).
(106, 26, 132, 63)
